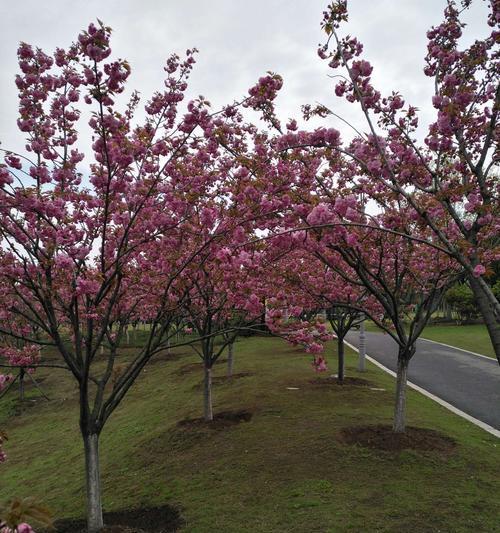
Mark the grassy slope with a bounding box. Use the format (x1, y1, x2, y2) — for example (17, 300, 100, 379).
(1, 336, 499, 532)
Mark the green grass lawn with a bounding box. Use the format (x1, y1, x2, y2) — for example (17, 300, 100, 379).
(364, 321, 495, 359)
(1, 336, 499, 532)
(420, 324, 495, 358)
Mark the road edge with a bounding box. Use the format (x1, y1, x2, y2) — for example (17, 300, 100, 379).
(419, 336, 494, 361)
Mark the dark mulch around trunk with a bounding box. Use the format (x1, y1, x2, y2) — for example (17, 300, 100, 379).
(146, 351, 186, 365)
(48, 505, 183, 533)
(192, 372, 253, 390)
(166, 410, 254, 451)
(172, 362, 201, 375)
(339, 424, 457, 453)
(177, 409, 253, 430)
(173, 358, 228, 375)
(309, 376, 373, 387)
(212, 372, 253, 384)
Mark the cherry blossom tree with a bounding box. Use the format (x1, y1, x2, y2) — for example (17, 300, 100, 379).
(168, 208, 266, 421)
(0, 22, 283, 531)
(303, 210, 460, 432)
(264, 248, 377, 381)
(313, 0, 500, 361)
(243, 140, 460, 431)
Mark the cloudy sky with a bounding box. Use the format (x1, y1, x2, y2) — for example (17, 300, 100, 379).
(0, 0, 490, 154)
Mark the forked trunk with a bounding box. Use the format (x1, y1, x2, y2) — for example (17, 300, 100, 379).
(83, 432, 104, 532)
(393, 354, 409, 433)
(337, 335, 345, 383)
(469, 276, 500, 364)
(227, 342, 234, 378)
(203, 364, 213, 421)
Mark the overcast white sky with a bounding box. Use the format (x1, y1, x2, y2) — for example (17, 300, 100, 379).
(0, 0, 490, 155)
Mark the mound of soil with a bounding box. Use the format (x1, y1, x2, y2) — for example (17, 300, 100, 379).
(173, 359, 228, 375)
(49, 505, 183, 533)
(147, 352, 186, 365)
(213, 372, 253, 384)
(173, 362, 201, 375)
(192, 372, 253, 389)
(309, 376, 373, 387)
(339, 424, 457, 453)
(177, 409, 253, 430)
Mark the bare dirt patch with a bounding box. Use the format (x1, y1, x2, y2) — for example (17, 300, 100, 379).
(48, 505, 183, 532)
(172, 362, 201, 375)
(192, 372, 254, 389)
(162, 409, 254, 453)
(173, 358, 229, 376)
(309, 376, 374, 387)
(177, 409, 253, 430)
(212, 372, 253, 384)
(339, 424, 457, 453)
(146, 351, 186, 365)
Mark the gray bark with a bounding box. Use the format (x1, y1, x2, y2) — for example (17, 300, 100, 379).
(83, 432, 104, 532)
(393, 355, 409, 433)
(19, 367, 25, 403)
(337, 336, 345, 383)
(227, 342, 234, 378)
(469, 276, 500, 364)
(203, 365, 213, 421)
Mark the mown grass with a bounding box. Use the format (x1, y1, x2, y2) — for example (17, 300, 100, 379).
(1, 336, 499, 532)
(420, 324, 495, 358)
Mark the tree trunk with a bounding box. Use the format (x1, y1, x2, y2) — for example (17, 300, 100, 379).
(19, 367, 25, 403)
(203, 364, 213, 421)
(227, 342, 234, 378)
(469, 276, 500, 364)
(393, 354, 409, 433)
(83, 432, 104, 532)
(337, 336, 345, 383)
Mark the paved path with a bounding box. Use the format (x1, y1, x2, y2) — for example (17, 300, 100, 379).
(345, 331, 500, 431)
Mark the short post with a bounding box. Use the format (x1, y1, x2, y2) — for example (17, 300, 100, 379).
(358, 314, 366, 372)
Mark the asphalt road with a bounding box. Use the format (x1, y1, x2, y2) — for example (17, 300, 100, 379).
(345, 330, 500, 431)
